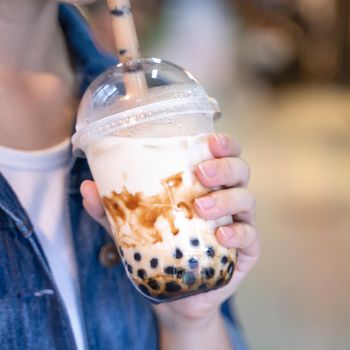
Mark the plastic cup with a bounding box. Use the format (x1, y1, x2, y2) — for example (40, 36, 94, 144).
(72, 58, 236, 303)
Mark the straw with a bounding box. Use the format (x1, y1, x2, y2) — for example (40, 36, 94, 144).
(106, 0, 147, 95)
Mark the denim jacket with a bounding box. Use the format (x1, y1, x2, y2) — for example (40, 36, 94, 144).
(0, 4, 248, 350)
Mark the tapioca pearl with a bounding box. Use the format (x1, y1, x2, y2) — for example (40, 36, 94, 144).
(164, 266, 176, 275)
(202, 267, 215, 279)
(150, 258, 158, 269)
(157, 293, 168, 300)
(227, 262, 234, 276)
(176, 268, 185, 279)
(137, 269, 147, 280)
(138, 284, 150, 296)
(206, 247, 215, 258)
(188, 258, 199, 270)
(119, 248, 124, 257)
(148, 278, 160, 291)
(215, 277, 225, 288)
(174, 248, 183, 259)
(134, 252, 141, 261)
(221, 256, 228, 265)
(190, 238, 199, 247)
(127, 264, 133, 274)
(164, 266, 184, 278)
(198, 283, 208, 291)
(182, 271, 196, 286)
(165, 281, 182, 293)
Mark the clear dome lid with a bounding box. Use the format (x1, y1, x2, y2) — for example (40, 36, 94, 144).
(72, 58, 220, 155)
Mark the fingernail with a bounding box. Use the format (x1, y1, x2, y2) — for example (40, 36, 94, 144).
(195, 196, 215, 210)
(214, 134, 228, 148)
(198, 161, 217, 178)
(219, 227, 234, 241)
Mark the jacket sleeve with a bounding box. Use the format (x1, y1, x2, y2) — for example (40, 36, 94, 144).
(221, 298, 249, 350)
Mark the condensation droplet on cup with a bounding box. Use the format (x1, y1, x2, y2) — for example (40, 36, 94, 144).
(128, 118, 133, 126)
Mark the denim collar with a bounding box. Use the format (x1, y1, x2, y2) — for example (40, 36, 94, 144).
(58, 4, 117, 95)
(60, 4, 118, 193)
(0, 4, 117, 231)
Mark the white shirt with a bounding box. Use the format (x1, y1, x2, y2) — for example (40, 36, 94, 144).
(0, 140, 86, 350)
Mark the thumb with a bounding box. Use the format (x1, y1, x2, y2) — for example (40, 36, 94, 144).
(80, 180, 112, 234)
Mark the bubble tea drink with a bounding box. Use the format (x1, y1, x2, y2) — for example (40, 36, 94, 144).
(72, 0, 236, 303)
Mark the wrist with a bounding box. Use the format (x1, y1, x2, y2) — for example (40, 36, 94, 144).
(157, 308, 232, 350)
(156, 306, 221, 334)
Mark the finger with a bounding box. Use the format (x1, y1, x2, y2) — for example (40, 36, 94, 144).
(216, 223, 259, 257)
(195, 157, 250, 188)
(233, 207, 256, 226)
(194, 187, 255, 222)
(183, 224, 260, 302)
(179, 223, 260, 302)
(208, 133, 241, 158)
(211, 224, 260, 298)
(216, 240, 260, 299)
(80, 180, 111, 232)
(81, 180, 105, 219)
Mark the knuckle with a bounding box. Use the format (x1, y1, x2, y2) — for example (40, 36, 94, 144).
(251, 195, 257, 210)
(228, 135, 242, 155)
(256, 245, 262, 260)
(242, 224, 255, 247)
(233, 188, 254, 210)
(212, 192, 224, 209)
(251, 237, 262, 261)
(212, 192, 229, 216)
(224, 158, 251, 186)
(234, 140, 242, 156)
(244, 160, 251, 181)
(221, 158, 233, 179)
(240, 158, 251, 184)
(236, 222, 247, 238)
(245, 190, 256, 210)
(250, 228, 261, 254)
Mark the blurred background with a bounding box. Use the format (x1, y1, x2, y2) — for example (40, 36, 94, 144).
(81, 1, 350, 349)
